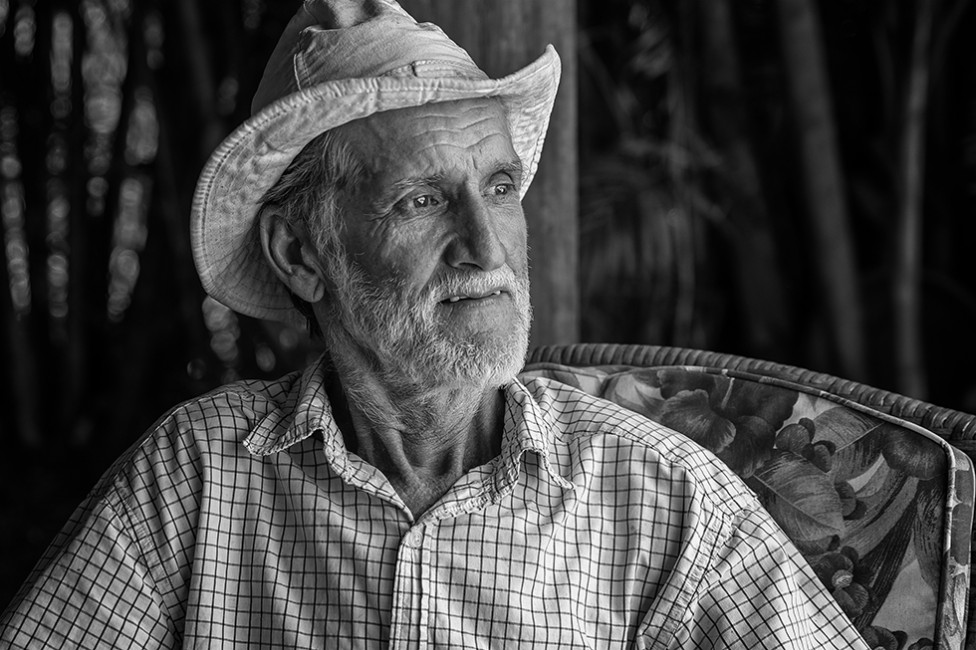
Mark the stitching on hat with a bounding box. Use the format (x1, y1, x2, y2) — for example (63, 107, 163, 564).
(381, 59, 483, 79)
(380, 62, 415, 78)
(293, 47, 308, 91)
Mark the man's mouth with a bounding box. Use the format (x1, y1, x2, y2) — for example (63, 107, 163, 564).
(441, 290, 503, 304)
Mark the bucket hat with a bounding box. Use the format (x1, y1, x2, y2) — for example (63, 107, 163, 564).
(190, 0, 561, 327)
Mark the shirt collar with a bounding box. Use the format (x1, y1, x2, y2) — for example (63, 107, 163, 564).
(242, 359, 574, 491)
(243, 353, 336, 456)
(496, 378, 576, 492)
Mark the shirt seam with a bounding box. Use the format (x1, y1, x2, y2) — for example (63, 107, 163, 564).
(101, 486, 179, 632)
(641, 505, 761, 649)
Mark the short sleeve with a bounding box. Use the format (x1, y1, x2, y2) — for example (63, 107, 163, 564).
(0, 494, 177, 648)
(667, 508, 870, 650)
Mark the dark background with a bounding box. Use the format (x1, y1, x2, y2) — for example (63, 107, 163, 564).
(2, 0, 975, 607)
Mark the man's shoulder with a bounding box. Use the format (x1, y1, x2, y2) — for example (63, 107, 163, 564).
(143, 368, 306, 448)
(515, 374, 760, 512)
(89, 368, 308, 507)
(179, 370, 304, 427)
(518, 373, 713, 456)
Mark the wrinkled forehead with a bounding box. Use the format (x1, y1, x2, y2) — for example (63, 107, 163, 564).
(335, 97, 516, 173)
(348, 96, 510, 132)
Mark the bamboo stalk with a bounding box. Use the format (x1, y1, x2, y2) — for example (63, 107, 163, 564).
(776, 0, 867, 380)
(17, 0, 55, 441)
(0, 10, 42, 446)
(698, 0, 788, 358)
(64, 0, 91, 440)
(893, 0, 938, 399)
(174, 0, 224, 159)
(669, 0, 699, 349)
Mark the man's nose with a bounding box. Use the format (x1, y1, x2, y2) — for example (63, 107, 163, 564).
(446, 196, 507, 272)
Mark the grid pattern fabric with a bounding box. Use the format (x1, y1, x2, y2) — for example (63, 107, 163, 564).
(1, 357, 869, 649)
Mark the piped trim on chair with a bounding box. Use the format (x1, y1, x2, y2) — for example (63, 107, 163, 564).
(527, 343, 976, 441)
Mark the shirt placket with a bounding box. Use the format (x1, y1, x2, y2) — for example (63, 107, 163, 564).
(389, 523, 431, 650)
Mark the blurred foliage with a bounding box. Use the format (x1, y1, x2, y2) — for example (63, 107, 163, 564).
(1, 0, 976, 609)
(578, 0, 976, 408)
(0, 0, 314, 606)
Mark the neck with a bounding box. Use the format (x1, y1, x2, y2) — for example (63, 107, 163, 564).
(324, 349, 506, 518)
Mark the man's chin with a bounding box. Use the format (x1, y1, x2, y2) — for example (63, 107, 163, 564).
(422, 330, 529, 388)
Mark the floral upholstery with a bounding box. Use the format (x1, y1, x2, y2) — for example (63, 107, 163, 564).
(518, 359, 975, 650)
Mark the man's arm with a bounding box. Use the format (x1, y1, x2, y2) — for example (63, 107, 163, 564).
(664, 507, 870, 650)
(1, 482, 178, 648)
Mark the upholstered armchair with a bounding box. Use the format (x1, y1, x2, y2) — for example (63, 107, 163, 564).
(520, 343, 976, 650)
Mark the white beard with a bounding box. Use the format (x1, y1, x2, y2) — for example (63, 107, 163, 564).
(322, 243, 532, 395)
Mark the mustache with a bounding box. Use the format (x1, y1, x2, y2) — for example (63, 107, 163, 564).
(425, 267, 525, 301)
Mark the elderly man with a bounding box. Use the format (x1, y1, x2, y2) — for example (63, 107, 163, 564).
(2, 1, 869, 648)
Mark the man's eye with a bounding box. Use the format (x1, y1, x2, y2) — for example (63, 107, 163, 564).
(493, 184, 514, 196)
(412, 195, 438, 208)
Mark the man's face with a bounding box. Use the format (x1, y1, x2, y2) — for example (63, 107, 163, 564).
(319, 98, 532, 387)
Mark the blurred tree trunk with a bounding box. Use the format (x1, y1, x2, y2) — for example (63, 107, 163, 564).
(84, 0, 145, 444)
(175, 0, 225, 160)
(0, 255, 39, 444)
(5, 1, 53, 446)
(668, 0, 704, 349)
(401, 0, 579, 346)
(0, 202, 40, 446)
(697, 0, 788, 359)
(65, 0, 91, 440)
(893, 0, 937, 399)
(102, 1, 216, 442)
(154, 3, 215, 358)
(776, 0, 866, 380)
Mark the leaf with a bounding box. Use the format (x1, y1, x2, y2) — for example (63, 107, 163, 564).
(721, 380, 798, 430)
(603, 374, 666, 421)
(810, 407, 885, 481)
(854, 505, 917, 628)
(574, 372, 609, 396)
(776, 423, 813, 454)
(520, 367, 610, 397)
(746, 450, 844, 541)
(546, 368, 586, 391)
(881, 428, 946, 480)
(717, 414, 777, 478)
(912, 482, 944, 593)
(945, 567, 969, 640)
(950, 467, 974, 565)
(651, 368, 722, 399)
(811, 406, 878, 444)
(842, 469, 917, 554)
(659, 389, 735, 453)
(791, 533, 840, 556)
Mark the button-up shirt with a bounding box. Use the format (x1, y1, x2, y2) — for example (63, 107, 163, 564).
(1, 356, 868, 649)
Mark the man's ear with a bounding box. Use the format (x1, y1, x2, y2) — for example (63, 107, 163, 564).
(258, 208, 327, 304)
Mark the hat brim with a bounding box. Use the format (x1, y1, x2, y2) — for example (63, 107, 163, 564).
(191, 45, 561, 328)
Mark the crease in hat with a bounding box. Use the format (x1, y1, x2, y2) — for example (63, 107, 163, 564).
(253, 0, 481, 114)
(295, 19, 479, 88)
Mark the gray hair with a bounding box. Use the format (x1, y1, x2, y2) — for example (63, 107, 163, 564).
(258, 127, 366, 337)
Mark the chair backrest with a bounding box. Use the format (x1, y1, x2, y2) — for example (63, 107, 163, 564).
(521, 343, 976, 650)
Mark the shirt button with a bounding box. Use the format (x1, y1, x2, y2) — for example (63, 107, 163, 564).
(402, 530, 422, 549)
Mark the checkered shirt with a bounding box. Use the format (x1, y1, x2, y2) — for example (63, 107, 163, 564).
(1, 356, 869, 649)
